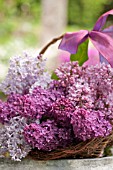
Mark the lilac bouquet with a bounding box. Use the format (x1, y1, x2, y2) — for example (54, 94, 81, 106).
(0, 10, 113, 161)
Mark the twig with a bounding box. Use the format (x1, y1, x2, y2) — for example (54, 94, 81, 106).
(39, 34, 64, 55)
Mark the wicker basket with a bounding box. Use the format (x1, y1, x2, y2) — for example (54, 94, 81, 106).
(29, 35, 113, 160)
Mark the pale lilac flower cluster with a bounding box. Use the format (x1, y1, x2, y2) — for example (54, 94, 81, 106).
(24, 120, 72, 151)
(84, 64, 113, 118)
(55, 62, 82, 87)
(0, 117, 31, 161)
(5, 116, 31, 161)
(71, 108, 112, 141)
(0, 125, 8, 157)
(0, 53, 51, 95)
(68, 78, 94, 109)
(30, 72, 51, 93)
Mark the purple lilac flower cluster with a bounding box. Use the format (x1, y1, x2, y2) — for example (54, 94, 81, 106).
(49, 62, 113, 141)
(0, 99, 17, 124)
(55, 62, 113, 119)
(24, 120, 72, 151)
(50, 97, 75, 127)
(0, 53, 113, 161)
(71, 108, 112, 141)
(7, 93, 37, 119)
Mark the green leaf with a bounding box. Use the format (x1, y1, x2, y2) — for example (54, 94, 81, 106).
(51, 72, 59, 80)
(70, 39, 89, 66)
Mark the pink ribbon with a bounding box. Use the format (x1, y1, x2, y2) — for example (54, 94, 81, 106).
(59, 10, 113, 67)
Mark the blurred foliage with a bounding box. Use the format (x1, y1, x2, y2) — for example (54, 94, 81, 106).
(68, 0, 109, 28)
(0, 0, 41, 45)
(0, 0, 112, 45)
(0, 0, 41, 20)
(0, 91, 7, 101)
(100, 0, 113, 26)
(102, 0, 113, 14)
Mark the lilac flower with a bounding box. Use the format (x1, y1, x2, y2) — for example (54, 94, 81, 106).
(0, 85, 66, 124)
(7, 89, 54, 120)
(48, 80, 66, 98)
(51, 97, 75, 127)
(31, 85, 68, 120)
(24, 120, 72, 151)
(71, 108, 112, 141)
(5, 116, 31, 161)
(0, 52, 51, 95)
(55, 62, 113, 119)
(7, 93, 37, 120)
(0, 99, 17, 124)
(30, 86, 56, 119)
(83, 64, 113, 118)
(29, 72, 51, 93)
(55, 61, 82, 82)
(53, 62, 83, 97)
(0, 116, 31, 161)
(0, 125, 8, 157)
(68, 78, 94, 109)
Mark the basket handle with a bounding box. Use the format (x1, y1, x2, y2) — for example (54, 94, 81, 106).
(39, 34, 64, 55)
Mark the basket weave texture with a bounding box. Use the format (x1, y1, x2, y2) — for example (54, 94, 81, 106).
(29, 132, 113, 160)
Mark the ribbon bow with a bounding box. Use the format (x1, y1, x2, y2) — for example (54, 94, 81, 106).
(59, 10, 113, 67)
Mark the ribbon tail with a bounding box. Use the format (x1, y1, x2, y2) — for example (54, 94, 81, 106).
(89, 31, 113, 67)
(58, 30, 88, 54)
(93, 9, 113, 31)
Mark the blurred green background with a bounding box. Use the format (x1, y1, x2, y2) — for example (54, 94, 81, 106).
(0, 0, 113, 82)
(0, 0, 112, 45)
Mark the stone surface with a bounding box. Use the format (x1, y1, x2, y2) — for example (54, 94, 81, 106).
(0, 157, 113, 170)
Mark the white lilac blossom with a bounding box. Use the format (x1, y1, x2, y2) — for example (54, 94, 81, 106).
(5, 116, 31, 161)
(0, 53, 51, 95)
(29, 72, 51, 93)
(0, 125, 8, 157)
(0, 116, 31, 161)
